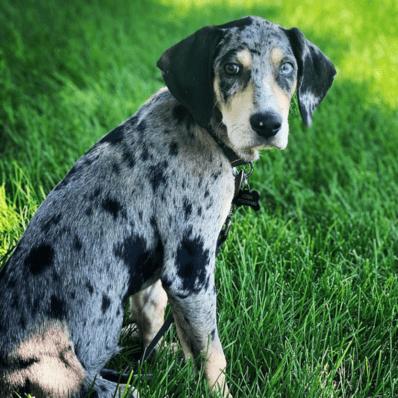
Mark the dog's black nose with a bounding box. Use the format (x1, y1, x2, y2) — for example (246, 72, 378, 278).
(250, 112, 282, 138)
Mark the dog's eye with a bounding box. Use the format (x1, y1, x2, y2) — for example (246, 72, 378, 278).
(279, 62, 294, 75)
(224, 63, 241, 76)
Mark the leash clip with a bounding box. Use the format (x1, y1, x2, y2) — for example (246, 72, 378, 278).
(233, 162, 254, 193)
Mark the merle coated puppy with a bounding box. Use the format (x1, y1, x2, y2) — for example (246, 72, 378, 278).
(0, 16, 335, 398)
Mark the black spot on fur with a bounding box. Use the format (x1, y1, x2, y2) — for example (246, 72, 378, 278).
(121, 145, 135, 169)
(197, 206, 202, 217)
(101, 294, 111, 314)
(3, 357, 39, 369)
(183, 198, 192, 220)
(277, 73, 295, 92)
(169, 141, 179, 156)
(112, 161, 121, 175)
(138, 211, 143, 221)
(85, 206, 93, 216)
(210, 329, 216, 340)
(48, 295, 67, 319)
(41, 213, 62, 233)
(102, 197, 123, 220)
(99, 125, 124, 145)
(88, 187, 101, 201)
(175, 235, 210, 293)
(211, 171, 221, 181)
(73, 234, 83, 251)
(141, 146, 150, 161)
(25, 243, 54, 275)
(114, 235, 163, 296)
(148, 161, 168, 192)
(86, 281, 94, 295)
(59, 350, 69, 367)
(204, 190, 210, 198)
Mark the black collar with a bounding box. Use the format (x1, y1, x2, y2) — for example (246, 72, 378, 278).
(206, 127, 249, 167)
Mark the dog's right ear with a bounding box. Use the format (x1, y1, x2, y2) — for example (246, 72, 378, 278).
(157, 26, 223, 129)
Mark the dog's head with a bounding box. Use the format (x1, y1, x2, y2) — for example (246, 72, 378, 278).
(158, 16, 336, 159)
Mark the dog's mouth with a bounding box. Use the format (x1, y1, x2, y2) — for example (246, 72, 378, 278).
(257, 126, 289, 150)
(246, 133, 288, 151)
(266, 138, 288, 150)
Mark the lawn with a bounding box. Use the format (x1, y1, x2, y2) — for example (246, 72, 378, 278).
(1, 0, 398, 397)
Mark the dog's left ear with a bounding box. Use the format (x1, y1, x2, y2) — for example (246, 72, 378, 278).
(157, 26, 223, 129)
(283, 27, 336, 127)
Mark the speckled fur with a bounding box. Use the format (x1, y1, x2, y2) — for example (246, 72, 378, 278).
(0, 16, 335, 397)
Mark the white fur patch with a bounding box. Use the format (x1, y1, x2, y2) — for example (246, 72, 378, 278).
(299, 91, 319, 126)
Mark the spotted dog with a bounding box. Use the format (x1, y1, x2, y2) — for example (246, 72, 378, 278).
(0, 16, 335, 398)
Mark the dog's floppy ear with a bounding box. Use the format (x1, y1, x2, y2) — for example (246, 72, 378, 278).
(157, 26, 223, 129)
(283, 27, 336, 127)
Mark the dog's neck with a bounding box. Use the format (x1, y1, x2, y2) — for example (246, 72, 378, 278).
(207, 112, 259, 165)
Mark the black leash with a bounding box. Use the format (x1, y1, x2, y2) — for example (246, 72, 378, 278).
(101, 130, 261, 383)
(140, 313, 174, 362)
(99, 315, 174, 383)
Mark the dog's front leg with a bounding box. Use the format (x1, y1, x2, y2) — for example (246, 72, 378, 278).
(174, 303, 230, 397)
(161, 244, 231, 397)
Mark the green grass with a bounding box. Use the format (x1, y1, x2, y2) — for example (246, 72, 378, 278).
(1, 0, 398, 397)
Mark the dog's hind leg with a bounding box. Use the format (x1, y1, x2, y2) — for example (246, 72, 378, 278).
(2, 322, 86, 398)
(1, 322, 138, 398)
(129, 280, 168, 349)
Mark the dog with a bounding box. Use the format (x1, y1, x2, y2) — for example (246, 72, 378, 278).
(0, 16, 335, 397)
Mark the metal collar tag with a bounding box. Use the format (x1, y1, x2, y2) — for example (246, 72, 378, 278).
(232, 163, 260, 211)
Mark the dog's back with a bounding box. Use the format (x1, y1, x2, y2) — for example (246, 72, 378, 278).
(0, 89, 191, 397)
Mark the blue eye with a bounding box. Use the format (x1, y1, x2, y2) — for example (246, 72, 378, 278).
(224, 63, 242, 75)
(279, 62, 294, 75)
